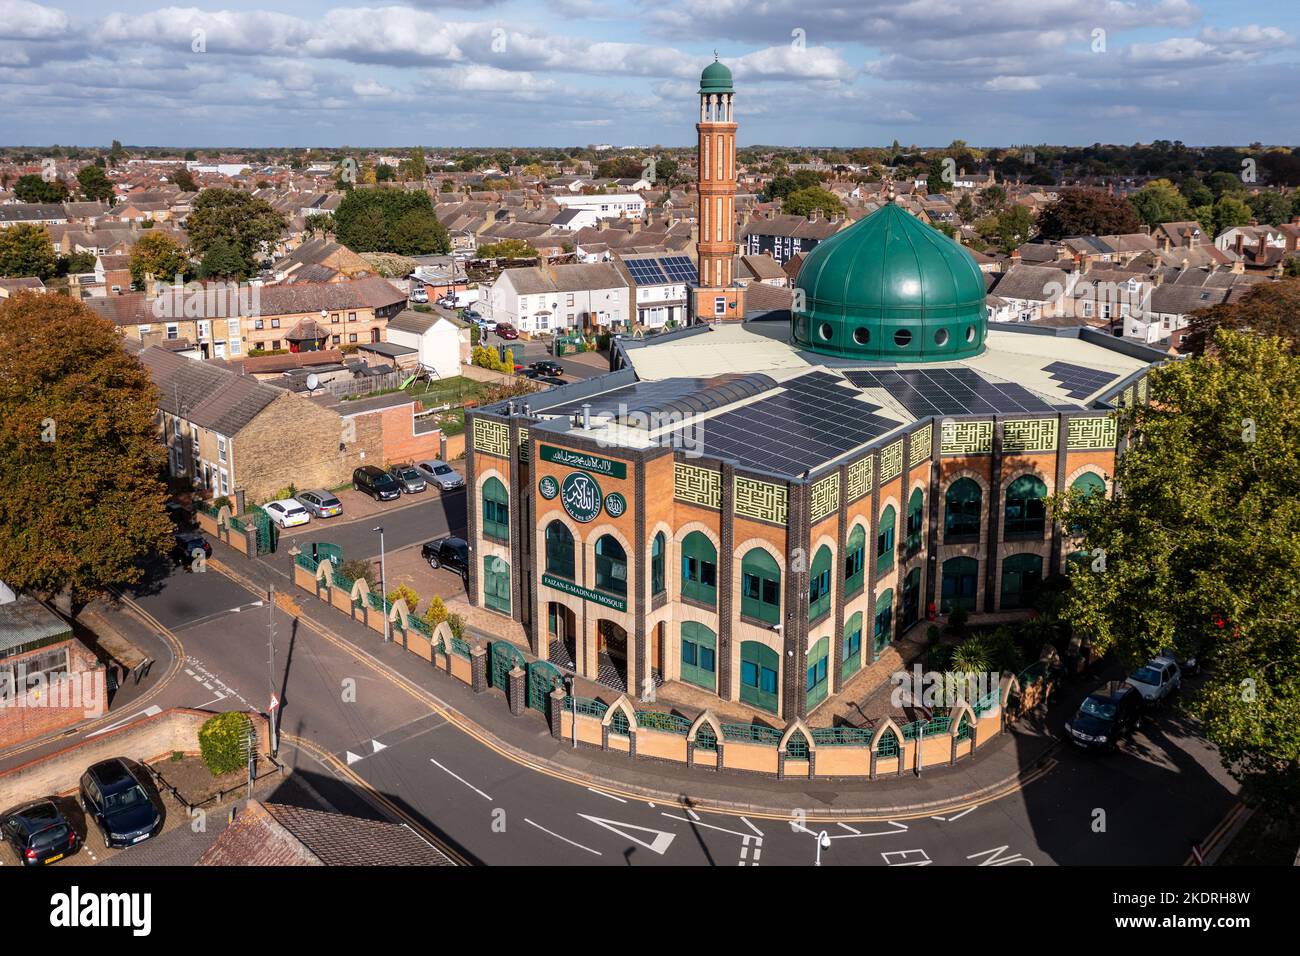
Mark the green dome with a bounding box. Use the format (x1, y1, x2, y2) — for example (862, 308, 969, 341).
(792, 202, 987, 361)
(699, 60, 734, 94)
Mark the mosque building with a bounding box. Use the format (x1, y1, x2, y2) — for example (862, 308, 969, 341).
(462, 59, 1162, 721)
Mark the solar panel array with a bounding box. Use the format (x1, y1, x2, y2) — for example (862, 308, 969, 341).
(665, 371, 899, 476)
(660, 256, 698, 284)
(624, 255, 698, 286)
(843, 368, 1066, 418)
(541, 378, 716, 418)
(625, 258, 668, 286)
(1041, 361, 1119, 400)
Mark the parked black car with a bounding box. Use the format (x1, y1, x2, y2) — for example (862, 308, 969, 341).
(2, 800, 79, 865)
(422, 536, 469, 577)
(353, 465, 401, 501)
(78, 759, 163, 849)
(1064, 681, 1143, 752)
(171, 531, 212, 567)
(530, 360, 564, 377)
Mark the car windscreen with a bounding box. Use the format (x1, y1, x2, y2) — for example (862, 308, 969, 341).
(452, 543, 468, 560)
(433, 465, 453, 475)
(30, 823, 70, 849)
(320, 496, 340, 507)
(1080, 697, 1117, 720)
(399, 469, 421, 480)
(1132, 666, 1162, 684)
(373, 474, 399, 489)
(103, 784, 148, 814)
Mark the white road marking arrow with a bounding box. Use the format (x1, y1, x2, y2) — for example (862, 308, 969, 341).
(345, 751, 364, 765)
(371, 739, 386, 754)
(578, 814, 676, 855)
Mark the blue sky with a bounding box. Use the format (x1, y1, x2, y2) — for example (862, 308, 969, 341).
(1, 0, 1297, 147)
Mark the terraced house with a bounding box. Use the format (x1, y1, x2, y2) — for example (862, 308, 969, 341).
(463, 199, 1164, 722)
(241, 277, 408, 352)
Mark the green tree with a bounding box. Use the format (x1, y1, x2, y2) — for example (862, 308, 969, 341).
(334, 188, 449, 255)
(1056, 330, 1300, 811)
(0, 292, 174, 605)
(170, 166, 198, 192)
(107, 140, 128, 167)
(1183, 277, 1300, 356)
(402, 147, 427, 182)
(13, 174, 69, 203)
(197, 238, 246, 280)
(1036, 187, 1141, 240)
(57, 251, 97, 276)
(1209, 195, 1252, 235)
(303, 213, 336, 238)
(1245, 190, 1291, 227)
(76, 164, 115, 203)
(476, 238, 537, 259)
(198, 712, 253, 775)
(0, 224, 57, 279)
(185, 188, 287, 278)
(993, 205, 1034, 251)
(1129, 178, 1191, 227)
(783, 186, 844, 219)
(128, 230, 189, 288)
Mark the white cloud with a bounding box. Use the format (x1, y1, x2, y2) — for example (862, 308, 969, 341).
(0, 0, 69, 39)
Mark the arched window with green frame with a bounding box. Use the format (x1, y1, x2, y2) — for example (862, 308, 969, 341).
(1066, 549, 1092, 574)
(650, 532, 666, 596)
(905, 488, 924, 554)
(1004, 475, 1047, 537)
(1071, 472, 1106, 498)
(876, 505, 896, 574)
(482, 556, 510, 613)
(594, 534, 627, 597)
(872, 588, 894, 658)
(739, 641, 779, 714)
(808, 544, 832, 621)
(680, 621, 716, 691)
(740, 547, 781, 624)
(944, 478, 982, 542)
(680, 531, 717, 606)
(842, 611, 863, 682)
(806, 636, 830, 709)
(1000, 552, 1043, 609)
(544, 520, 574, 579)
(941, 556, 978, 612)
(482, 477, 509, 541)
(844, 524, 866, 596)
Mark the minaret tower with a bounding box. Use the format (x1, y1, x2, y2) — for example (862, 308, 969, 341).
(693, 55, 743, 322)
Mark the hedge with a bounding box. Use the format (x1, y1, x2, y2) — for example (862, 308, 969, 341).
(198, 711, 253, 776)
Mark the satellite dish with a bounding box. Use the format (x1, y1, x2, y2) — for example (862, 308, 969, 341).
(306, 373, 319, 391)
(320, 309, 328, 318)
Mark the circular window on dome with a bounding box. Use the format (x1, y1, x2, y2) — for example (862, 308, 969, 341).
(894, 329, 912, 348)
(853, 327, 870, 345)
(794, 316, 808, 340)
(818, 322, 833, 342)
(934, 328, 949, 347)
(965, 325, 976, 343)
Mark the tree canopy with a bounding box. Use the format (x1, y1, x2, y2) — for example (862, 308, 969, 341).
(185, 188, 287, 279)
(0, 224, 57, 280)
(0, 292, 174, 602)
(128, 231, 189, 289)
(76, 164, 115, 204)
(333, 188, 450, 256)
(1056, 330, 1300, 811)
(783, 186, 844, 219)
(1036, 187, 1141, 240)
(1183, 277, 1300, 357)
(13, 174, 69, 203)
(1129, 178, 1191, 228)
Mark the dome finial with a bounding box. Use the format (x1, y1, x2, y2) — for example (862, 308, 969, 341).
(714, 50, 719, 61)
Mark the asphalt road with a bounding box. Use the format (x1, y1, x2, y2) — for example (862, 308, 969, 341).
(46, 551, 1240, 867)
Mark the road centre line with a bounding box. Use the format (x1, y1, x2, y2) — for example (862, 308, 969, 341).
(525, 818, 601, 856)
(430, 757, 493, 801)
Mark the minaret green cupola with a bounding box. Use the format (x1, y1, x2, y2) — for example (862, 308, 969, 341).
(699, 57, 734, 94)
(792, 199, 988, 361)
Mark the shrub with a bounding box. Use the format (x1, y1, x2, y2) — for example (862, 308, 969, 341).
(422, 595, 448, 628)
(947, 606, 970, 632)
(212, 495, 232, 513)
(340, 558, 377, 588)
(387, 583, 420, 615)
(925, 624, 942, 645)
(274, 484, 297, 501)
(447, 612, 465, 640)
(198, 712, 252, 776)
(950, 637, 992, 674)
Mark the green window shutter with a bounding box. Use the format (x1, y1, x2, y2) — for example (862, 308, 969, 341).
(739, 641, 780, 714)
(650, 532, 666, 595)
(944, 478, 982, 541)
(844, 524, 866, 596)
(680, 621, 717, 691)
(482, 476, 510, 541)
(842, 612, 863, 681)
(872, 589, 894, 657)
(876, 505, 896, 574)
(680, 531, 717, 606)
(806, 636, 830, 708)
(740, 547, 781, 624)
(483, 556, 510, 613)
(905, 488, 924, 553)
(808, 545, 833, 621)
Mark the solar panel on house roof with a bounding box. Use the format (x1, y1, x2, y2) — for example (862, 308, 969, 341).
(843, 368, 1067, 418)
(1041, 361, 1119, 400)
(626, 259, 668, 286)
(660, 256, 698, 284)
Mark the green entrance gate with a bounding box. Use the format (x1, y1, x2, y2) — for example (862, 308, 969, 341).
(250, 509, 278, 555)
(527, 660, 564, 713)
(490, 641, 527, 690)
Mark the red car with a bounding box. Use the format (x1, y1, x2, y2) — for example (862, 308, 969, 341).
(494, 323, 519, 340)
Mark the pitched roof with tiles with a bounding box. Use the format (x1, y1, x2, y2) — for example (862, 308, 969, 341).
(138, 346, 286, 435)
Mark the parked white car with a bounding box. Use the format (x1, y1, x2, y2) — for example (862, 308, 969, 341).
(1125, 655, 1181, 705)
(262, 499, 311, 528)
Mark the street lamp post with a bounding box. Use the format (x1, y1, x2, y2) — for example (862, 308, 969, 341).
(790, 821, 832, 866)
(568, 675, 577, 749)
(374, 526, 389, 643)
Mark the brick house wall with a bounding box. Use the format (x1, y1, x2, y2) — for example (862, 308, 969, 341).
(234, 393, 354, 502)
(0, 638, 107, 750)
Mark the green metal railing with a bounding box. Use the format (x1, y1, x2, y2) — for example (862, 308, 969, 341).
(974, 687, 1001, 715)
(693, 724, 718, 751)
(565, 696, 608, 719)
(811, 726, 873, 747)
(451, 637, 472, 658)
(875, 729, 900, 757)
(294, 553, 319, 572)
(784, 731, 810, 760)
(721, 723, 782, 746)
(956, 712, 975, 741)
(228, 514, 248, 532)
(609, 710, 630, 737)
(635, 711, 691, 735)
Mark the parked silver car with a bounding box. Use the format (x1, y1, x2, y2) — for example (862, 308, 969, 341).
(414, 459, 465, 491)
(387, 465, 428, 494)
(297, 489, 343, 518)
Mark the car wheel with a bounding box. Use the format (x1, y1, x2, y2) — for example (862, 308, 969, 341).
(102, 829, 110, 849)
(429, 555, 441, 569)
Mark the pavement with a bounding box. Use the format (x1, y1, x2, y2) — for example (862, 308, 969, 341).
(0, 488, 1245, 866)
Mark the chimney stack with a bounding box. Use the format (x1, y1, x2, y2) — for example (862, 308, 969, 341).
(1256, 235, 1268, 261)
(1234, 232, 1245, 257)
